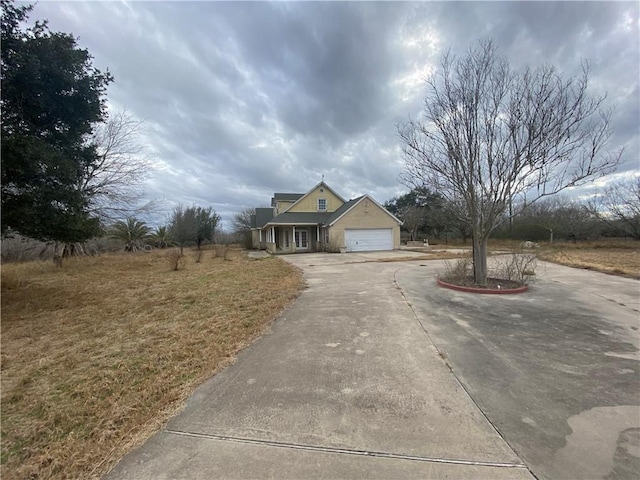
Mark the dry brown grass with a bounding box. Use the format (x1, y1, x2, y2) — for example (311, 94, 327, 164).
(1, 247, 303, 479)
(538, 248, 640, 279)
(433, 239, 640, 278)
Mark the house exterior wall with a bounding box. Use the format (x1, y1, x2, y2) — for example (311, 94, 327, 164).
(275, 201, 294, 215)
(288, 186, 344, 213)
(328, 200, 400, 250)
(251, 229, 260, 249)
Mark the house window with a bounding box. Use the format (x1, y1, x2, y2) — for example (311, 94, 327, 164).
(318, 198, 327, 211)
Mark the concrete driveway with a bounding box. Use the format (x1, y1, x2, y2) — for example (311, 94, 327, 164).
(395, 259, 640, 480)
(105, 251, 638, 479)
(105, 251, 534, 479)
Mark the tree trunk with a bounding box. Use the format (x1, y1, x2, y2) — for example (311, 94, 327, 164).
(53, 242, 91, 266)
(472, 236, 489, 286)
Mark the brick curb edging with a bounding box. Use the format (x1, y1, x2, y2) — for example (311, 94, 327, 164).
(436, 278, 528, 294)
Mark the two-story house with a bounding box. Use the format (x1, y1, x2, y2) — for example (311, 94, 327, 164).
(250, 181, 402, 253)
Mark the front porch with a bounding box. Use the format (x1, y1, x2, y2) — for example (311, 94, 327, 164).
(263, 224, 328, 254)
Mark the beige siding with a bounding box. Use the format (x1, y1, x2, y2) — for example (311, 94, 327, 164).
(288, 186, 344, 213)
(328, 199, 400, 250)
(275, 201, 294, 215)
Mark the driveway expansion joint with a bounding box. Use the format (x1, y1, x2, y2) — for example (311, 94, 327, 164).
(163, 428, 529, 469)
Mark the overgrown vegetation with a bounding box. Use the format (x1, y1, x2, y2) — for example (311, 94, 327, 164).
(1, 247, 304, 479)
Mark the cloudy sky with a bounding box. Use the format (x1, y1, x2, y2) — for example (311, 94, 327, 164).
(27, 1, 640, 228)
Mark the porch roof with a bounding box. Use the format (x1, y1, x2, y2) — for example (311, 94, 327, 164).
(264, 211, 332, 227)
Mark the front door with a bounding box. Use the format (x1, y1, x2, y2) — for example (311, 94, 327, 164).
(294, 229, 308, 250)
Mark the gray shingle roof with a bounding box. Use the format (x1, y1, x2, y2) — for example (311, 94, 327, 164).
(265, 196, 367, 226)
(254, 208, 274, 228)
(273, 193, 304, 201)
(267, 211, 333, 225)
(325, 196, 363, 224)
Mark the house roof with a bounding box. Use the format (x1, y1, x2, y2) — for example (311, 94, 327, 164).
(327, 194, 403, 226)
(265, 211, 333, 226)
(254, 208, 274, 228)
(282, 181, 346, 213)
(271, 193, 304, 206)
(261, 194, 402, 228)
(325, 196, 363, 223)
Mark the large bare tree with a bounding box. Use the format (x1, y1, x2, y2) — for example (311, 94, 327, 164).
(588, 176, 640, 239)
(399, 39, 621, 285)
(80, 110, 153, 223)
(53, 110, 154, 260)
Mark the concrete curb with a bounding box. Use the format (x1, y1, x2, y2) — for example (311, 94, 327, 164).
(436, 278, 528, 294)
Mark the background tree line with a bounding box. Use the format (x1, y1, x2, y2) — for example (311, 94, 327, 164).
(387, 176, 640, 244)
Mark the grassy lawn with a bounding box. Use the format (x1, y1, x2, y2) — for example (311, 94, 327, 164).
(1, 247, 303, 479)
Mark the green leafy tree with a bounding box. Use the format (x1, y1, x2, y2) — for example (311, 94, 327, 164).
(169, 205, 197, 255)
(194, 206, 221, 249)
(109, 218, 151, 252)
(1, 0, 113, 243)
(385, 187, 448, 240)
(168, 205, 220, 252)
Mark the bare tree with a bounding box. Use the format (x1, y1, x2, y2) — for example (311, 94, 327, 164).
(231, 208, 255, 235)
(50, 111, 155, 261)
(399, 205, 425, 241)
(80, 110, 154, 223)
(399, 39, 621, 285)
(588, 177, 640, 239)
(528, 196, 595, 243)
(231, 207, 255, 247)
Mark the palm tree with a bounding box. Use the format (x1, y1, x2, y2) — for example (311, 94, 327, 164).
(150, 225, 174, 249)
(110, 218, 151, 252)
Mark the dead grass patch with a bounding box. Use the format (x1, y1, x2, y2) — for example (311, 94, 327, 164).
(538, 248, 640, 279)
(1, 248, 303, 479)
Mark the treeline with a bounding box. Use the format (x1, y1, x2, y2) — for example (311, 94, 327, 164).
(386, 178, 640, 243)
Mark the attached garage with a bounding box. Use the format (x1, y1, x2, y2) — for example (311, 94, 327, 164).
(345, 228, 394, 252)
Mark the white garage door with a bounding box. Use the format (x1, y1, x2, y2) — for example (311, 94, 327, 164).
(345, 228, 393, 252)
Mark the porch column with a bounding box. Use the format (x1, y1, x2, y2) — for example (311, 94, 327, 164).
(271, 227, 275, 244)
(292, 226, 296, 251)
(259, 229, 262, 242)
(317, 225, 320, 241)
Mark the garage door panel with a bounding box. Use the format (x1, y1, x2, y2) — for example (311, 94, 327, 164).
(345, 229, 393, 252)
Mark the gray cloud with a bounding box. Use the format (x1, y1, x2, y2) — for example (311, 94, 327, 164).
(29, 1, 639, 228)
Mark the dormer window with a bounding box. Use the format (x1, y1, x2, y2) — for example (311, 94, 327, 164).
(318, 198, 327, 211)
